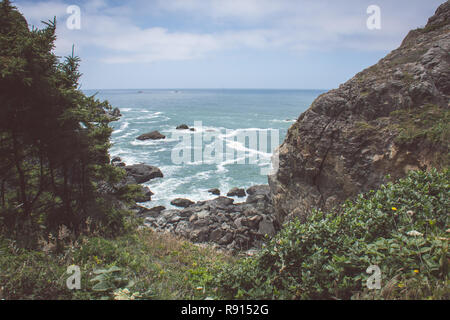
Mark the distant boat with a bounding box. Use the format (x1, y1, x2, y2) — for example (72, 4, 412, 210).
(138, 90, 143, 94)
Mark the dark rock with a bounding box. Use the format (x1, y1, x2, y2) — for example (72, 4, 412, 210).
(110, 108, 121, 117)
(246, 185, 270, 196)
(124, 164, 163, 184)
(218, 233, 233, 245)
(208, 188, 221, 196)
(160, 209, 181, 221)
(170, 198, 195, 208)
(246, 194, 269, 204)
(246, 215, 263, 229)
(114, 162, 126, 167)
(134, 186, 153, 202)
(142, 206, 166, 218)
(258, 217, 276, 236)
(111, 156, 122, 163)
(137, 182, 278, 251)
(210, 229, 224, 242)
(191, 227, 210, 242)
(180, 203, 209, 217)
(208, 197, 234, 208)
(176, 124, 189, 130)
(227, 187, 246, 197)
(111, 157, 126, 167)
(137, 131, 166, 140)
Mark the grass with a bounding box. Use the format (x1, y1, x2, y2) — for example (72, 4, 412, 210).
(354, 121, 377, 134)
(391, 104, 450, 150)
(0, 228, 234, 300)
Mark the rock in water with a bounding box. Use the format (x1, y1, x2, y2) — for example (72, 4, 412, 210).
(176, 124, 189, 130)
(111, 156, 122, 163)
(208, 188, 221, 196)
(171, 198, 195, 208)
(137, 131, 165, 140)
(269, 2, 450, 224)
(134, 186, 153, 203)
(124, 164, 163, 184)
(110, 107, 121, 117)
(227, 187, 246, 197)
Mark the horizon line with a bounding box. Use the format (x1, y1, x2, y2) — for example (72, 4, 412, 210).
(81, 88, 330, 91)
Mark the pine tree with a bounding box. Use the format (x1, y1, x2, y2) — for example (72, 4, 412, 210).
(0, 1, 127, 245)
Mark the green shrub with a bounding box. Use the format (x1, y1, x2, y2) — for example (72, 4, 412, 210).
(212, 169, 449, 300)
(392, 104, 450, 147)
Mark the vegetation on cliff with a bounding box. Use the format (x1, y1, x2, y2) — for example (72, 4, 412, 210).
(212, 169, 449, 300)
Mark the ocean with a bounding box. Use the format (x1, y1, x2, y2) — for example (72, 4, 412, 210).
(83, 89, 325, 208)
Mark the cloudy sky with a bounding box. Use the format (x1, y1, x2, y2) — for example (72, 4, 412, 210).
(13, 0, 445, 89)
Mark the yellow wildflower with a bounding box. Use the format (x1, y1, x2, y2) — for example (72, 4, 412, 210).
(391, 207, 397, 211)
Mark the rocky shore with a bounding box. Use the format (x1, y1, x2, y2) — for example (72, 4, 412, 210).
(110, 157, 278, 252)
(137, 185, 278, 252)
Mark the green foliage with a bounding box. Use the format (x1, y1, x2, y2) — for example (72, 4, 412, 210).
(90, 266, 133, 295)
(212, 169, 449, 300)
(392, 104, 450, 146)
(0, 228, 233, 300)
(0, 1, 128, 242)
(417, 21, 448, 34)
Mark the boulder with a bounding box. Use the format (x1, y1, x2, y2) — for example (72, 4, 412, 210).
(111, 156, 122, 163)
(111, 157, 126, 167)
(136, 184, 278, 251)
(170, 198, 195, 208)
(208, 188, 221, 196)
(176, 124, 189, 130)
(137, 131, 165, 140)
(124, 164, 163, 184)
(110, 108, 121, 117)
(258, 217, 276, 236)
(209, 229, 225, 242)
(142, 206, 166, 218)
(208, 196, 234, 209)
(134, 186, 153, 202)
(227, 187, 246, 197)
(246, 185, 270, 196)
(246, 185, 270, 204)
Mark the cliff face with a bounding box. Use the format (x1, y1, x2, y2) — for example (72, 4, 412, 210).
(269, 1, 450, 223)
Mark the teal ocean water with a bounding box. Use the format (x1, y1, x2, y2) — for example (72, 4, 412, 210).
(83, 89, 324, 208)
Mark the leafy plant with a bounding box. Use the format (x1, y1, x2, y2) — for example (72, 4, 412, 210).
(212, 169, 449, 300)
(90, 266, 133, 293)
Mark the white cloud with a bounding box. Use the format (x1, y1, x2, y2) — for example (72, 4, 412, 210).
(156, 0, 286, 21)
(14, 0, 443, 64)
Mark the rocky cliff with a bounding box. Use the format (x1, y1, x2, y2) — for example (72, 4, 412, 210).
(269, 1, 450, 223)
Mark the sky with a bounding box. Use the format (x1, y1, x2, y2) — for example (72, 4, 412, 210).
(13, 0, 445, 90)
